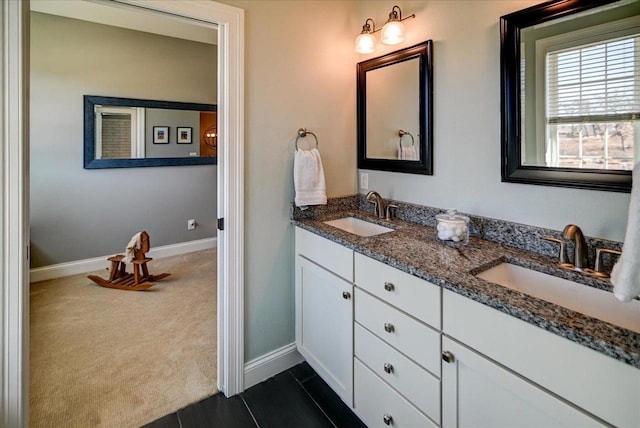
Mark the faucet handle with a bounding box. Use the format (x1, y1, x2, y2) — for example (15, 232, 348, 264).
(594, 248, 622, 277)
(385, 204, 398, 220)
(542, 236, 568, 265)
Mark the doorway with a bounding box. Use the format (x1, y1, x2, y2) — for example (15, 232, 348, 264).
(0, 1, 244, 426)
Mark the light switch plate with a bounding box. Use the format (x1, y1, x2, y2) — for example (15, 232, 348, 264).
(360, 172, 369, 190)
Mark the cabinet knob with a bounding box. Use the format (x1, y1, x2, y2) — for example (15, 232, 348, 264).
(383, 322, 395, 333)
(442, 350, 455, 363)
(384, 282, 395, 292)
(383, 414, 393, 425)
(383, 363, 394, 374)
(342, 291, 351, 300)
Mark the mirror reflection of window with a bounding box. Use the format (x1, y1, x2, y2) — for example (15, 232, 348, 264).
(94, 106, 144, 159)
(521, 6, 640, 170)
(545, 33, 639, 170)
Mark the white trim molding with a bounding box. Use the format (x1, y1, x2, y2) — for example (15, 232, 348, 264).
(1, 1, 29, 426)
(244, 343, 304, 390)
(29, 237, 217, 283)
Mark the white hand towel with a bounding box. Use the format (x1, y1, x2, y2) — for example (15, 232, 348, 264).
(124, 232, 142, 263)
(294, 148, 327, 208)
(611, 161, 640, 302)
(397, 145, 418, 161)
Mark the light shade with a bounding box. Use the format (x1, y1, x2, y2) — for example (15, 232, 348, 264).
(355, 32, 377, 54)
(381, 20, 405, 45)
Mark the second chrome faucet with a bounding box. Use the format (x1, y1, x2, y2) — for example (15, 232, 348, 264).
(562, 224, 589, 270)
(543, 224, 621, 279)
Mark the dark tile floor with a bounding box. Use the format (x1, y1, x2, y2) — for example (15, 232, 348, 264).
(142, 362, 367, 428)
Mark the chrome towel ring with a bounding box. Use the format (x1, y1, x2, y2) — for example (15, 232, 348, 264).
(398, 130, 415, 148)
(295, 128, 319, 151)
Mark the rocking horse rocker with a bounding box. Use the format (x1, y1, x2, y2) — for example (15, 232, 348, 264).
(87, 231, 170, 291)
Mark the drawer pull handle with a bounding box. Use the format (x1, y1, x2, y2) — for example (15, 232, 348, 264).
(383, 363, 394, 374)
(384, 282, 395, 292)
(383, 414, 393, 425)
(442, 350, 455, 363)
(383, 323, 395, 333)
(342, 291, 351, 300)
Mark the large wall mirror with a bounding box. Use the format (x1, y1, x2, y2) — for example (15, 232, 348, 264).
(501, 0, 640, 192)
(357, 41, 433, 175)
(84, 95, 217, 169)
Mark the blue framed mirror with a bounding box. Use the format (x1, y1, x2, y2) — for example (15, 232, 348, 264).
(84, 95, 217, 169)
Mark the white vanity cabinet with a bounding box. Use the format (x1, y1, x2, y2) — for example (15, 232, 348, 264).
(442, 289, 640, 428)
(295, 227, 354, 406)
(294, 226, 640, 427)
(353, 253, 442, 427)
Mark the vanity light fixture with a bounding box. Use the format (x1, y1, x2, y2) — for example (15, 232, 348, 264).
(355, 6, 415, 54)
(355, 18, 377, 54)
(381, 6, 414, 45)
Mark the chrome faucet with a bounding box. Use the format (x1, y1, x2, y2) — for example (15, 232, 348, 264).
(562, 224, 588, 270)
(366, 190, 386, 219)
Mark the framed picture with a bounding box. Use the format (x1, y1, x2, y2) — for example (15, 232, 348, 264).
(177, 127, 193, 144)
(153, 126, 169, 144)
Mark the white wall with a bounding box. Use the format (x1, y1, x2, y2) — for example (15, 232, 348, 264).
(30, 12, 218, 268)
(220, 0, 358, 361)
(357, 0, 631, 242)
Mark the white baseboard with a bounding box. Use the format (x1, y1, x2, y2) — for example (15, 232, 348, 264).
(30, 237, 217, 283)
(244, 343, 304, 390)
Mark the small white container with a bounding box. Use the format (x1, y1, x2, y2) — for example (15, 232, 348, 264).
(435, 209, 469, 244)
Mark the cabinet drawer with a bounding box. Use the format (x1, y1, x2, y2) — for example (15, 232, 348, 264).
(354, 359, 437, 428)
(355, 253, 441, 328)
(355, 288, 441, 376)
(355, 323, 440, 422)
(295, 227, 353, 280)
(443, 289, 640, 428)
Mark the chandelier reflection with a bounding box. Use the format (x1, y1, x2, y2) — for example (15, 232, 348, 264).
(203, 125, 217, 151)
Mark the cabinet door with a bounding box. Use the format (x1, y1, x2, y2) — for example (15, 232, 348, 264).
(296, 256, 353, 406)
(442, 337, 604, 428)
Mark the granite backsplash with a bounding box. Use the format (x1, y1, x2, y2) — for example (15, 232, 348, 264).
(291, 194, 624, 275)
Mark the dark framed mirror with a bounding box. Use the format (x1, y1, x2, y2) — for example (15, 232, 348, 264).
(501, 0, 639, 192)
(357, 40, 433, 175)
(84, 95, 217, 169)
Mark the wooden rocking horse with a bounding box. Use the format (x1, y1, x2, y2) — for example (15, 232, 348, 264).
(87, 231, 170, 291)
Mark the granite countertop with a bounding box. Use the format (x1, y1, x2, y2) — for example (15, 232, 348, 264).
(292, 209, 640, 369)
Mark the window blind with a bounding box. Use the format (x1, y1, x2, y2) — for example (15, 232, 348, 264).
(546, 35, 640, 124)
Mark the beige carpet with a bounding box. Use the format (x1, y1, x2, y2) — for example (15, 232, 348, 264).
(29, 249, 218, 428)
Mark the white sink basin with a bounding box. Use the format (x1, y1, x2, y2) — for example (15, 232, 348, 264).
(323, 217, 394, 237)
(476, 263, 640, 333)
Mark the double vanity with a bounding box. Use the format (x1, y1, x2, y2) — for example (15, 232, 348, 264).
(292, 195, 639, 428)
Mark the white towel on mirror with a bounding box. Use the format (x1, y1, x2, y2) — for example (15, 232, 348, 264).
(398, 145, 418, 160)
(294, 148, 327, 208)
(611, 161, 640, 302)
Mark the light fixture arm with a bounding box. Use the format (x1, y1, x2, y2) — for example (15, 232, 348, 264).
(361, 18, 379, 34)
(387, 5, 415, 24)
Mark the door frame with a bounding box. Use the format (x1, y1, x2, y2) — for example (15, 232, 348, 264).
(0, 1, 245, 425)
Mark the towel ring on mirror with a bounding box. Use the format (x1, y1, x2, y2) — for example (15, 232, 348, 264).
(398, 130, 415, 148)
(295, 127, 319, 151)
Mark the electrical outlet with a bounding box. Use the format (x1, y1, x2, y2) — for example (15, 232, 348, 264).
(187, 219, 196, 230)
(360, 172, 369, 190)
